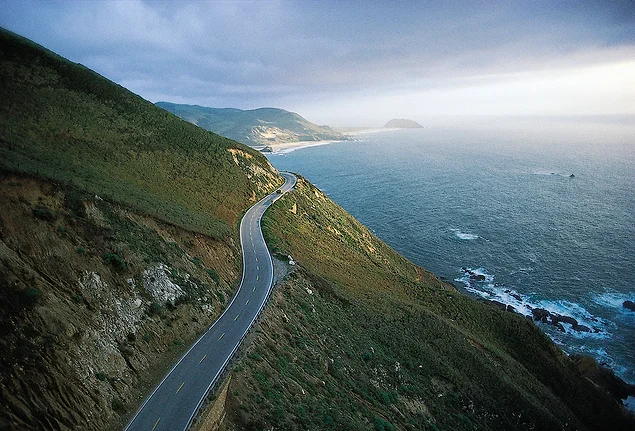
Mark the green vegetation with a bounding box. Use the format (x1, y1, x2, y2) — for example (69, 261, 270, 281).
(223, 176, 635, 430)
(102, 252, 127, 271)
(206, 268, 220, 284)
(32, 205, 55, 221)
(0, 28, 282, 239)
(156, 102, 347, 147)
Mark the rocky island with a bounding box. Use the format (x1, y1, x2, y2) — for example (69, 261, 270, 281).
(384, 118, 424, 128)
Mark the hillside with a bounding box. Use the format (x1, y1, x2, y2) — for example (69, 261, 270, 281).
(155, 102, 346, 148)
(0, 28, 282, 240)
(0, 173, 249, 430)
(0, 28, 633, 431)
(220, 177, 635, 430)
(384, 118, 423, 128)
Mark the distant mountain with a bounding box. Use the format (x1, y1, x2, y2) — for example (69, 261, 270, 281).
(156, 102, 346, 147)
(384, 118, 423, 128)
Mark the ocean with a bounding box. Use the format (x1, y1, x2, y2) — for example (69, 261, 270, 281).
(265, 117, 635, 394)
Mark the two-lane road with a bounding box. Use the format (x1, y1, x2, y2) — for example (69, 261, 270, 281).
(125, 172, 297, 431)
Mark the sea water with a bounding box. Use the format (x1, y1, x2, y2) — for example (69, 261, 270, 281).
(266, 117, 635, 388)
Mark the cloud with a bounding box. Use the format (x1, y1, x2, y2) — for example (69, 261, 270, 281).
(1, 0, 634, 124)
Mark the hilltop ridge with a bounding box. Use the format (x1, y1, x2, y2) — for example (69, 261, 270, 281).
(156, 102, 347, 148)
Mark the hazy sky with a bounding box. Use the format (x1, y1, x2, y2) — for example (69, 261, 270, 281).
(1, 0, 634, 126)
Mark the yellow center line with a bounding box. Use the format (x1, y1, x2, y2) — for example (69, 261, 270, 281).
(234, 314, 240, 321)
(245, 299, 250, 305)
(152, 418, 161, 431)
(176, 382, 185, 393)
(218, 333, 225, 340)
(199, 354, 207, 364)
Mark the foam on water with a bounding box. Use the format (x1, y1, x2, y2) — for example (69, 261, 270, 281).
(593, 290, 635, 311)
(455, 267, 609, 339)
(451, 229, 479, 240)
(509, 267, 534, 275)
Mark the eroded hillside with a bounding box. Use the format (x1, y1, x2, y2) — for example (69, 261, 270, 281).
(0, 173, 249, 429)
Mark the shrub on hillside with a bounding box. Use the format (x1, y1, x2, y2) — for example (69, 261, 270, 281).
(102, 252, 127, 271)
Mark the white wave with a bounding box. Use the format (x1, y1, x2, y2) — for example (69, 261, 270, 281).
(509, 267, 534, 275)
(456, 267, 610, 339)
(535, 299, 608, 330)
(456, 267, 494, 284)
(592, 291, 635, 310)
(451, 229, 479, 240)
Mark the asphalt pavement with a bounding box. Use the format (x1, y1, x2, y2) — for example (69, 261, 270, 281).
(125, 171, 297, 431)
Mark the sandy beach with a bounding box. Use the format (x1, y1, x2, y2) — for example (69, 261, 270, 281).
(262, 128, 399, 154)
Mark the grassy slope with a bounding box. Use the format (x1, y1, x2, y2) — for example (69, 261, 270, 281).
(155, 102, 345, 146)
(0, 28, 282, 239)
(223, 176, 634, 430)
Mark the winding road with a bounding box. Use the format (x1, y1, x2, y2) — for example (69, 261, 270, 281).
(125, 172, 297, 431)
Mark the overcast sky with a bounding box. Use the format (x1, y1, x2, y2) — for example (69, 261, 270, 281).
(1, 0, 634, 126)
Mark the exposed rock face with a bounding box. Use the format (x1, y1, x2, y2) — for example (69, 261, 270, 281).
(384, 118, 423, 128)
(532, 308, 551, 323)
(572, 355, 635, 401)
(143, 264, 185, 304)
(0, 173, 240, 430)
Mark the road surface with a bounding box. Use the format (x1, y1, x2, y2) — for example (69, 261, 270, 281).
(125, 172, 297, 431)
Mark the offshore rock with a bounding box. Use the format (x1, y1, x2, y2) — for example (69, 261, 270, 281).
(552, 314, 578, 327)
(623, 300, 635, 312)
(532, 308, 551, 323)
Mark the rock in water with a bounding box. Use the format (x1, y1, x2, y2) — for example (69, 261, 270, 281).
(532, 308, 551, 323)
(623, 300, 635, 311)
(384, 118, 423, 128)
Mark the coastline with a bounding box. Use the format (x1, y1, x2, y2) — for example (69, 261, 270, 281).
(264, 139, 343, 155)
(261, 127, 402, 155)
